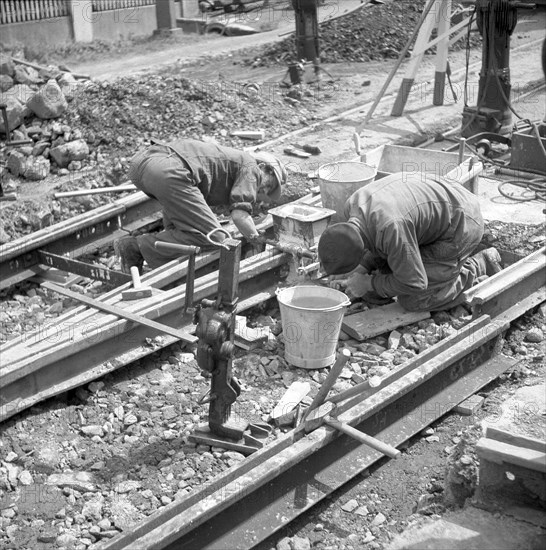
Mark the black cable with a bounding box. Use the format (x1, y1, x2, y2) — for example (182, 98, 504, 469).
(498, 178, 546, 202)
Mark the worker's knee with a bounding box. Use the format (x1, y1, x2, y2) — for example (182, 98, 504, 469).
(397, 293, 434, 312)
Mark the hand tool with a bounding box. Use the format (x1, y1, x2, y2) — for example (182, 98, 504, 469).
(293, 143, 322, 155)
(206, 228, 233, 250)
(122, 266, 153, 300)
(304, 401, 400, 459)
(297, 348, 351, 429)
(154, 241, 201, 313)
(283, 146, 311, 158)
(42, 281, 197, 344)
(191, 239, 249, 441)
(54, 185, 135, 199)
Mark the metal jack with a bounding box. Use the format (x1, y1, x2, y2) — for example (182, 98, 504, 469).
(189, 239, 271, 454)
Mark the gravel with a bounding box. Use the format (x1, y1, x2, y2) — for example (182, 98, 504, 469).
(1, 284, 545, 549)
(242, 0, 481, 67)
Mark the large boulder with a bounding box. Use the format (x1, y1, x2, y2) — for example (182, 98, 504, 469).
(27, 80, 67, 119)
(0, 74, 14, 92)
(0, 54, 15, 77)
(0, 97, 24, 134)
(50, 139, 89, 168)
(13, 65, 41, 86)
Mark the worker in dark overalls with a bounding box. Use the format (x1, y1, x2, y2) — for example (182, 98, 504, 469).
(115, 139, 286, 273)
(318, 172, 502, 312)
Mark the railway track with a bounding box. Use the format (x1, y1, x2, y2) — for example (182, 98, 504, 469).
(89, 246, 544, 550)
(0, 178, 544, 548)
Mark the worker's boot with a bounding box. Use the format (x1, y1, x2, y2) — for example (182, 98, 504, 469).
(472, 247, 502, 276)
(114, 236, 144, 274)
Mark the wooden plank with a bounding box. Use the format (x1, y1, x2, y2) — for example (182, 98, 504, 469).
(342, 302, 430, 341)
(42, 282, 198, 344)
(476, 438, 546, 473)
(485, 426, 546, 454)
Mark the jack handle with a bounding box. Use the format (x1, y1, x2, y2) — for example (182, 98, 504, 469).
(206, 228, 232, 250)
(154, 241, 201, 313)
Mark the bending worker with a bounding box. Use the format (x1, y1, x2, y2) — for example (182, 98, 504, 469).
(115, 138, 287, 273)
(318, 172, 502, 312)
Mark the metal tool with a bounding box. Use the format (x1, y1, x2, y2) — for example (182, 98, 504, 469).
(0, 103, 34, 147)
(121, 266, 153, 301)
(154, 241, 200, 313)
(297, 348, 351, 430)
(206, 228, 232, 250)
(304, 401, 401, 459)
(189, 238, 271, 453)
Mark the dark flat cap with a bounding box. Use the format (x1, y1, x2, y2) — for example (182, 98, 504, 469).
(318, 223, 365, 275)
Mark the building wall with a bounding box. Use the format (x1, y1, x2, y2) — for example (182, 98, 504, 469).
(91, 6, 157, 41)
(0, 4, 161, 47)
(0, 17, 74, 47)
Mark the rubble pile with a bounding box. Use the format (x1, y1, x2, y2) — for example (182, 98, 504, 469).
(0, 54, 94, 182)
(244, 0, 479, 67)
(1, 53, 320, 189)
(62, 72, 317, 157)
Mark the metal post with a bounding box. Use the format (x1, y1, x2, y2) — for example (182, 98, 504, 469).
(292, 0, 319, 64)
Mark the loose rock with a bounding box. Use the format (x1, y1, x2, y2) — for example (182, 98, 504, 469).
(27, 79, 68, 119)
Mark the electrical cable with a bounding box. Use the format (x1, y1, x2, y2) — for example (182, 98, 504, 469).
(498, 178, 546, 202)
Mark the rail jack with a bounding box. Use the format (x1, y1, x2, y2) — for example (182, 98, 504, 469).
(189, 238, 272, 455)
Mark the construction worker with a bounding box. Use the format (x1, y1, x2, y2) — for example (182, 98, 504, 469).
(318, 172, 502, 312)
(115, 138, 287, 273)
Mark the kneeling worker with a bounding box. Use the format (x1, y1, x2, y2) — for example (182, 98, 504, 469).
(318, 172, 502, 312)
(115, 138, 287, 273)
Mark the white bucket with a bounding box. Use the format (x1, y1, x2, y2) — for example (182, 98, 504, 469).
(318, 161, 377, 222)
(277, 285, 350, 370)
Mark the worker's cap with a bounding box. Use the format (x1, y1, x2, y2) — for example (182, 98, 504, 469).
(318, 223, 365, 275)
(250, 151, 287, 201)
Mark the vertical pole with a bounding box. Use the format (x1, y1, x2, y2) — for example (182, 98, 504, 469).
(391, 0, 440, 117)
(433, 0, 452, 105)
(292, 0, 319, 63)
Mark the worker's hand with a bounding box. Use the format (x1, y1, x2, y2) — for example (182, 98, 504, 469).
(345, 272, 374, 300)
(247, 231, 267, 245)
(328, 276, 349, 291)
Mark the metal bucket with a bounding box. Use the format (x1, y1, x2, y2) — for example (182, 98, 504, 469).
(277, 285, 350, 370)
(318, 161, 377, 223)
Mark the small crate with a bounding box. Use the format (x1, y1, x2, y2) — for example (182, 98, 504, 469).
(268, 203, 336, 249)
(360, 144, 481, 191)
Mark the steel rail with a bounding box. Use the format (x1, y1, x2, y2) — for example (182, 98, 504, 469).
(0, 190, 323, 423)
(0, 184, 321, 290)
(96, 244, 546, 549)
(0, 248, 291, 422)
(0, 191, 162, 289)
